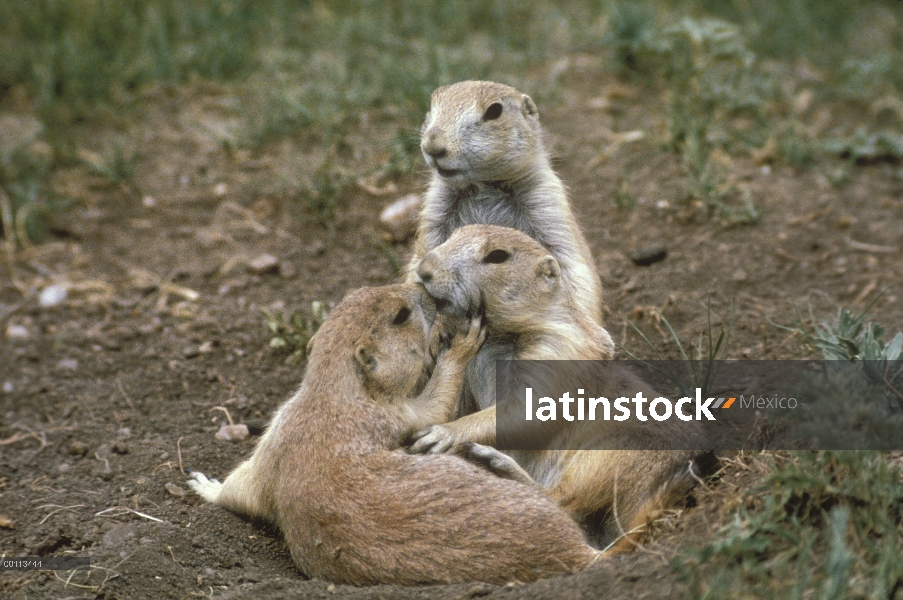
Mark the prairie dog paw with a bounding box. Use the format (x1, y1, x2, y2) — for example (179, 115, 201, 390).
(446, 313, 487, 363)
(451, 442, 536, 486)
(186, 470, 223, 503)
(408, 424, 462, 454)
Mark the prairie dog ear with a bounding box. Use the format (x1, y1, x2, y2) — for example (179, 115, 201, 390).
(537, 255, 560, 282)
(354, 341, 377, 371)
(522, 94, 539, 118)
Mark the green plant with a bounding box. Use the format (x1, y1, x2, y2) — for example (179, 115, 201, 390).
(623, 298, 734, 400)
(83, 138, 138, 191)
(302, 153, 355, 234)
(775, 292, 903, 414)
(0, 141, 59, 245)
(261, 301, 329, 362)
(613, 176, 637, 209)
(673, 451, 903, 599)
(604, 1, 657, 73)
(652, 17, 767, 220)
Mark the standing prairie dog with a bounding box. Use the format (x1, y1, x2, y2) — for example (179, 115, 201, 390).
(408, 80, 612, 352)
(187, 284, 600, 585)
(413, 225, 705, 550)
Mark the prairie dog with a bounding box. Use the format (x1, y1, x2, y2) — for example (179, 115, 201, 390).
(187, 284, 600, 585)
(408, 80, 612, 354)
(413, 225, 705, 550)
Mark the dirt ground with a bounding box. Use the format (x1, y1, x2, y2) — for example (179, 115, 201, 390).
(1, 65, 902, 599)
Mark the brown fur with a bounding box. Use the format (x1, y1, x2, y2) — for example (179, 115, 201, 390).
(413, 225, 706, 551)
(187, 283, 600, 585)
(408, 81, 612, 363)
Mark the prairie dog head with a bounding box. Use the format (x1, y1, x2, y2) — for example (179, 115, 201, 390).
(416, 225, 562, 334)
(308, 284, 438, 403)
(421, 81, 542, 184)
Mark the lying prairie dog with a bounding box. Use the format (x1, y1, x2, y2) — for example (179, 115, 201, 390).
(188, 283, 601, 585)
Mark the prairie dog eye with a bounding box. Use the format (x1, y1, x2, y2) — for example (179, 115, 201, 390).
(483, 249, 511, 264)
(393, 307, 411, 325)
(482, 102, 503, 121)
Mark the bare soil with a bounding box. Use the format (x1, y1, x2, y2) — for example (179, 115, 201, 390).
(1, 67, 902, 599)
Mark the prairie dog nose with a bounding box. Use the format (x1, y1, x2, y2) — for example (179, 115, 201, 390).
(416, 253, 439, 284)
(421, 130, 447, 159)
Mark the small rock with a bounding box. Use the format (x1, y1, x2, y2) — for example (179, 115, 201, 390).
(0, 515, 13, 529)
(379, 194, 422, 243)
(215, 424, 250, 442)
(198, 340, 214, 354)
(310, 240, 326, 256)
(248, 254, 280, 275)
(68, 440, 89, 456)
(2, 381, 13, 394)
(165, 482, 187, 497)
(103, 523, 137, 548)
(118, 427, 132, 438)
(182, 346, 201, 359)
(213, 183, 228, 197)
(245, 420, 267, 436)
(142, 195, 157, 207)
(112, 440, 129, 455)
(628, 245, 668, 267)
(732, 269, 748, 282)
(57, 463, 71, 474)
(57, 358, 79, 370)
(39, 285, 68, 308)
(5, 324, 29, 339)
(836, 215, 855, 228)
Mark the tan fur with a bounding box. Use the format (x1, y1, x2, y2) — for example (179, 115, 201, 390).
(413, 225, 705, 551)
(188, 283, 600, 585)
(408, 81, 612, 365)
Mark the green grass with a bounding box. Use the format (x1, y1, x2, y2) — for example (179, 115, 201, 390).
(261, 301, 329, 362)
(1, 0, 901, 238)
(675, 301, 903, 597)
(623, 298, 734, 400)
(674, 450, 903, 599)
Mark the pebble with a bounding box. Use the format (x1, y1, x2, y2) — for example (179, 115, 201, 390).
(5, 324, 29, 339)
(57, 463, 71, 473)
(215, 424, 250, 442)
(165, 482, 187, 497)
(248, 254, 280, 275)
(68, 440, 89, 456)
(628, 245, 668, 267)
(245, 420, 267, 436)
(2, 381, 12, 394)
(39, 285, 68, 308)
(57, 358, 79, 370)
(112, 440, 129, 455)
(732, 269, 748, 282)
(103, 523, 137, 549)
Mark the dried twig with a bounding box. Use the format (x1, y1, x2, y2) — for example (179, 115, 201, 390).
(95, 506, 165, 523)
(211, 406, 234, 426)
